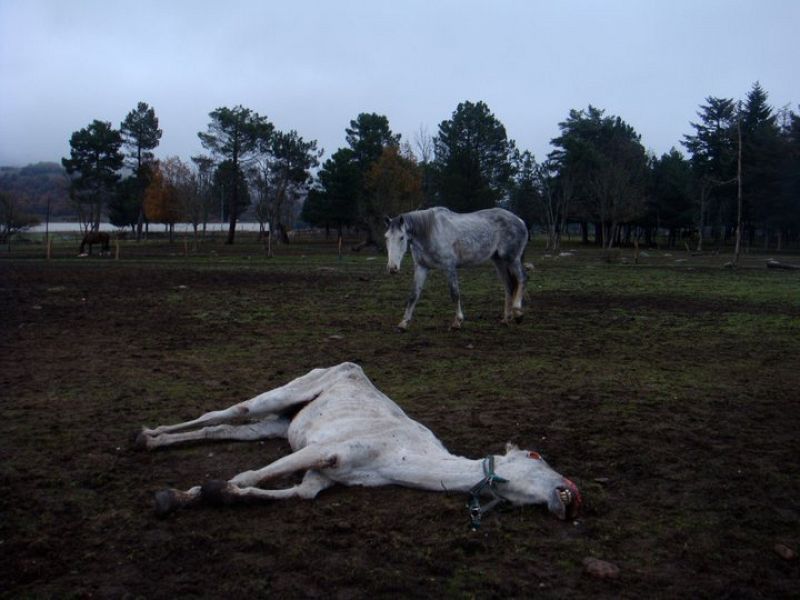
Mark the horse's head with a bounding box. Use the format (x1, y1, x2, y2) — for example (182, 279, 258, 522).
(384, 215, 409, 274)
(496, 443, 582, 520)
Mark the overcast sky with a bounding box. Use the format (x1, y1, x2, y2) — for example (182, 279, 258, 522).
(1, 0, 798, 167)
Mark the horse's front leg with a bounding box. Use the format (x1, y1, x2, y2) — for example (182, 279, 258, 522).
(446, 268, 464, 330)
(398, 265, 428, 331)
(154, 446, 339, 515)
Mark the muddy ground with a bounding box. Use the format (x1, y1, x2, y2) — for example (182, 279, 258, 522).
(1, 239, 799, 598)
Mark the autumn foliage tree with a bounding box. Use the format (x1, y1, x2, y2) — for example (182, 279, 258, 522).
(363, 144, 423, 246)
(143, 159, 187, 242)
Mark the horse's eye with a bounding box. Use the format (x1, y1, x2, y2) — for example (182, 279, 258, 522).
(400, 236, 405, 241)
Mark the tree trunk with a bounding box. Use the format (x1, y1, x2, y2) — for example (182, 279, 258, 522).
(278, 223, 290, 244)
(227, 214, 236, 245)
(226, 157, 239, 245)
(733, 111, 743, 266)
(696, 182, 708, 252)
(136, 208, 144, 242)
(605, 222, 618, 250)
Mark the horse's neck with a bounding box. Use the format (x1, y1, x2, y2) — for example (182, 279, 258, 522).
(390, 451, 490, 493)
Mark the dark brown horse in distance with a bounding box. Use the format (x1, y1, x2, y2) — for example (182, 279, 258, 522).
(79, 231, 111, 256)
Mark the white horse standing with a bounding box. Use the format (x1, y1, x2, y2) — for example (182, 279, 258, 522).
(137, 363, 581, 525)
(384, 207, 529, 330)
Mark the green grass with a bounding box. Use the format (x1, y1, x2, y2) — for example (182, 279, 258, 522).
(2, 236, 799, 598)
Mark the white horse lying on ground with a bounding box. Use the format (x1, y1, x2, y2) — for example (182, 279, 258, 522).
(136, 363, 581, 524)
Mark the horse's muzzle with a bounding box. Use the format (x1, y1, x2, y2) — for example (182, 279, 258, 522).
(559, 478, 582, 520)
(387, 265, 399, 275)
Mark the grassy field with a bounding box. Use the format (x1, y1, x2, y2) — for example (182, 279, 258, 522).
(2, 234, 799, 598)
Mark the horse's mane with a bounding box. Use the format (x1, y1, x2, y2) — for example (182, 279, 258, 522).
(403, 208, 442, 245)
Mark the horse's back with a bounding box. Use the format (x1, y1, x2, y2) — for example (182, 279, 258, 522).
(442, 207, 527, 260)
(287, 375, 420, 446)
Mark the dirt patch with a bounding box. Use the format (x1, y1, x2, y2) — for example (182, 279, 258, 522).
(1, 252, 799, 598)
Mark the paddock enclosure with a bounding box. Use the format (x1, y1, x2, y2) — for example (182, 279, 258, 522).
(2, 236, 799, 598)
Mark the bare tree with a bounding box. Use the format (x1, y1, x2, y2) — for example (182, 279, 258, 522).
(413, 124, 434, 164)
(1, 192, 39, 251)
(248, 166, 271, 242)
(536, 162, 574, 251)
(191, 155, 215, 238)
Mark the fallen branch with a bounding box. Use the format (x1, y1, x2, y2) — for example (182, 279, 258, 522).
(766, 259, 800, 270)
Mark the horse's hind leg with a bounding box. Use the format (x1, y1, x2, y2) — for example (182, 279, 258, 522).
(138, 416, 290, 450)
(493, 259, 515, 324)
(138, 363, 363, 443)
(509, 258, 527, 322)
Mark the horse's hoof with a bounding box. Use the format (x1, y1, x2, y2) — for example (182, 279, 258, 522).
(154, 489, 180, 517)
(201, 480, 236, 506)
(514, 314, 524, 324)
(396, 323, 408, 333)
(131, 430, 150, 450)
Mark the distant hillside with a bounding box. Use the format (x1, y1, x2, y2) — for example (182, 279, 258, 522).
(0, 162, 72, 219)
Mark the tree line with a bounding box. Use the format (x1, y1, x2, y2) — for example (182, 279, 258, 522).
(3, 81, 798, 251)
(306, 83, 800, 252)
(57, 102, 322, 245)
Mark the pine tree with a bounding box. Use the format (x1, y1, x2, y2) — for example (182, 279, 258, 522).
(121, 102, 162, 240)
(741, 83, 782, 247)
(682, 97, 738, 247)
(62, 120, 123, 230)
(198, 106, 273, 244)
(433, 101, 514, 212)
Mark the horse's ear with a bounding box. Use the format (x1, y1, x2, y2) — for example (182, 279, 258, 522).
(505, 442, 520, 454)
(384, 216, 392, 228)
(398, 215, 405, 227)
